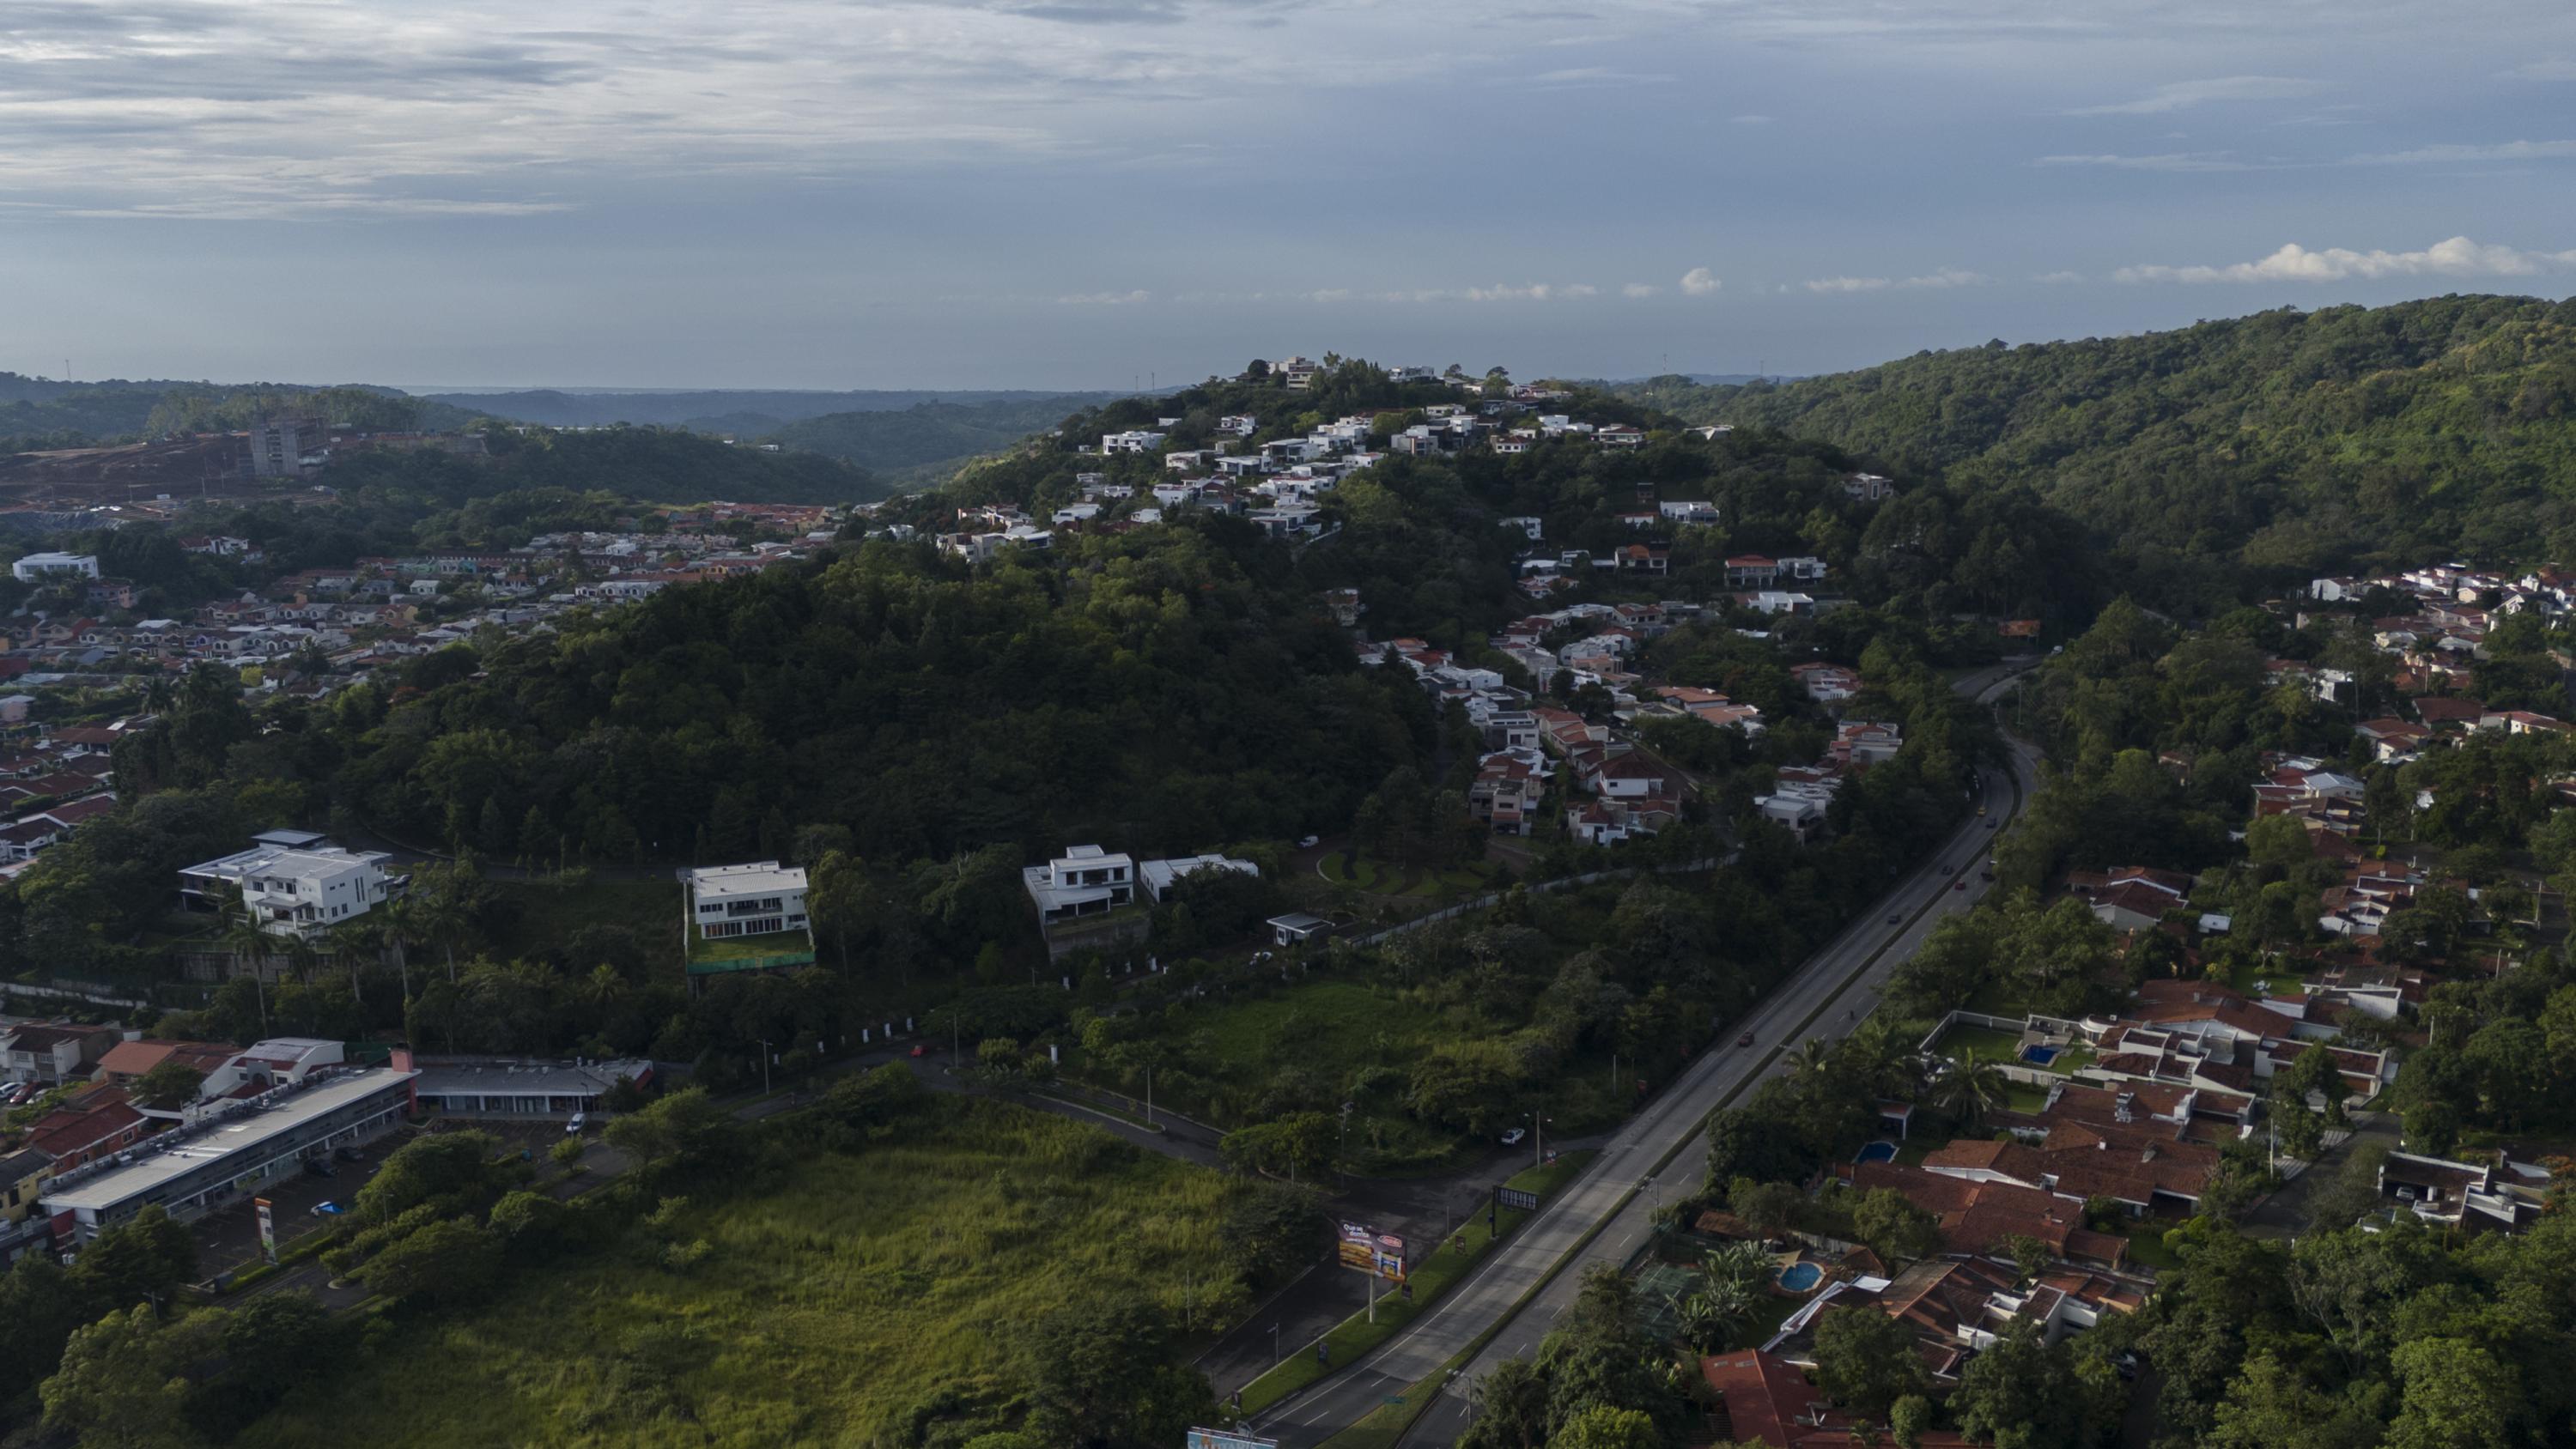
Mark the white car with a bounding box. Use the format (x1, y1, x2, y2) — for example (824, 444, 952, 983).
(1499, 1128, 1527, 1147)
(566, 1113, 588, 1135)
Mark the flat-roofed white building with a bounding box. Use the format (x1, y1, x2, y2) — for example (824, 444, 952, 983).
(1137, 853, 1260, 903)
(12, 552, 100, 583)
(1022, 844, 1135, 924)
(179, 830, 404, 940)
(680, 861, 810, 942)
(38, 1065, 416, 1240)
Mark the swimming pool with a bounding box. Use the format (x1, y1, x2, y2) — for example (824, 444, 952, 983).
(2021, 1044, 2061, 1066)
(1854, 1141, 1899, 1164)
(1776, 1262, 1824, 1293)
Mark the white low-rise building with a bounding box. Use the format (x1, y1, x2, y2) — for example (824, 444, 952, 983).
(1023, 845, 1135, 924)
(179, 830, 404, 940)
(12, 553, 100, 583)
(680, 861, 811, 943)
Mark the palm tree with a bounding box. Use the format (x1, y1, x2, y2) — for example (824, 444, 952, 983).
(410, 888, 469, 984)
(582, 963, 628, 1011)
(325, 919, 380, 1004)
(1673, 1285, 1752, 1354)
(1785, 1037, 1835, 1078)
(1704, 1239, 1777, 1299)
(1935, 1057, 2011, 1129)
(213, 890, 276, 1035)
(377, 894, 418, 1002)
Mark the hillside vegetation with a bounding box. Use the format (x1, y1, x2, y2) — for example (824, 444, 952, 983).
(1614, 295, 2576, 611)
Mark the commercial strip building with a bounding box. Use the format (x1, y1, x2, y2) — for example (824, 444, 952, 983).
(409, 1057, 653, 1119)
(36, 1065, 416, 1242)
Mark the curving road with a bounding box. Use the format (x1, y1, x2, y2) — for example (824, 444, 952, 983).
(1249, 661, 2042, 1448)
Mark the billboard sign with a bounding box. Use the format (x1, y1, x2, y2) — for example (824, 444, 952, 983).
(1338, 1220, 1406, 1282)
(1188, 1430, 1279, 1449)
(1495, 1186, 1540, 1212)
(253, 1197, 277, 1263)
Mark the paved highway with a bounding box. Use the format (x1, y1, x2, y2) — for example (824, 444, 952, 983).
(1250, 662, 2041, 1448)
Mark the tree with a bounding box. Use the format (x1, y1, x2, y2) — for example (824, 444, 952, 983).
(200, 1291, 344, 1432)
(1933, 1057, 2010, 1130)
(0, 1255, 100, 1402)
(1888, 1395, 1935, 1449)
(1553, 1405, 1662, 1449)
(2386, 1336, 2518, 1449)
(71, 1205, 197, 1309)
(1728, 1179, 1805, 1239)
(1022, 1293, 1215, 1449)
(1951, 1319, 2094, 1448)
(1812, 1305, 1929, 1416)
(39, 1304, 212, 1449)
(1851, 1189, 1941, 1265)
(130, 1058, 207, 1111)
(605, 1087, 740, 1176)
(359, 1217, 503, 1307)
(1216, 1183, 1329, 1288)
(355, 1130, 508, 1223)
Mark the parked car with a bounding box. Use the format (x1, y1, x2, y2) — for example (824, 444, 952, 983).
(301, 1157, 337, 1179)
(333, 1146, 363, 1162)
(566, 1113, 588, 1135)
(909, 1044, 928, 1058)
(309, 1200, 345, 1217)
(1499, 1127, 1527, 1147)
(1298, 835, 1321, 849)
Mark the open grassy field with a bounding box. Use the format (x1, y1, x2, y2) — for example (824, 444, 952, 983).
(246, 1096, 1242, 1448)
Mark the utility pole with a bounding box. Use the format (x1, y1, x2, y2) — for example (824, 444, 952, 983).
(1145, 1064, 1153, 1125)
(757, 1038, 773, 1095)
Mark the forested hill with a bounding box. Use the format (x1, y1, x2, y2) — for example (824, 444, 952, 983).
(324, 426, 888, 507)
(1611, 295, 2576, 613)
(903, 366, 2103, 640)
(417, 386, 1110, 429)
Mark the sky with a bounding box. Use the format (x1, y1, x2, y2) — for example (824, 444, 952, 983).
(4, 0, 2576, 390)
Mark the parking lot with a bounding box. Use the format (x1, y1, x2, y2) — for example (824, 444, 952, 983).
(190, 1117, 606, 1280)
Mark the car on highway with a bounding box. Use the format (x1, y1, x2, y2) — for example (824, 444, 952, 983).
(1941, 864, 1955, 875)
(1953, 880, 1967, 891)
(1499, 1127, 1527, 1147)
(1737, 1029, 1757, 1047)
(1884, 913, 1900, 925)
(1985, 819, 1998, 829)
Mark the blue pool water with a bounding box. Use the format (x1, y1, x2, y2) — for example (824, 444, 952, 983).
(2021, 1044, 2061, 1065)
(1854, 1141, 1899, 1164)
(1777, 1263, 1824, 1292)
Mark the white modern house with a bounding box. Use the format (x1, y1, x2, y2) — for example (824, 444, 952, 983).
(1138, 853, 1260, 903)
(679, 861, 811, 943)
(1022, 845, 1136, 924)
(179, 829, 405, 940)
(11, 553, 100, 583)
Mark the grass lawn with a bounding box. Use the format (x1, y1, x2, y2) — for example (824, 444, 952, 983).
(2119, 1223, 2185, 1273)
(246, 1097, 1244, 1448)
(2004, 1083, 2051, 1113)
(1935, 1023, 2025, 1063)
(1169, 979, 1469, 1165)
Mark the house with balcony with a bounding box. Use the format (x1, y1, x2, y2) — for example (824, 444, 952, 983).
(677, 861, 815, 980)
(179, 829, 404, 940)
(1023, 846, 1135, 924)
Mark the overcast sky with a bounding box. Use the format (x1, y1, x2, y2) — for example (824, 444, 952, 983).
(5, 0, 2576, 390)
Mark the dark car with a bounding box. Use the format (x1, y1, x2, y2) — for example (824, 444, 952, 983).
(301, 1157, 337, 1179)
(334, 1146, 363, 1162)
(1737, 1029, 1756, 1048)
(1953, 880, 1967, 891)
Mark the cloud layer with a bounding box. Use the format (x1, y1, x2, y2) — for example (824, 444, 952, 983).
(2115, 236, 2576, 283)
